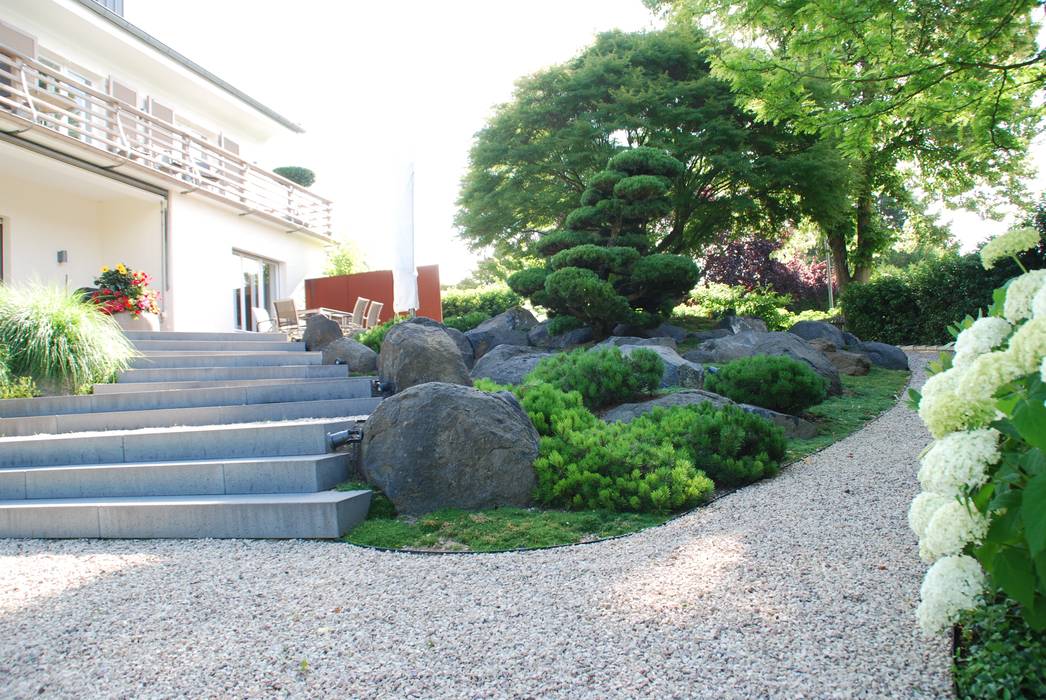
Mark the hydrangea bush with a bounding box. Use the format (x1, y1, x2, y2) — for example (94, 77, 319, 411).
(908, 225, 1046, 635)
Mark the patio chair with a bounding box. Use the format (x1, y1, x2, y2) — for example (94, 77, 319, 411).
(351, 296, 370, 328)
(365, 301, 384, 328)
(272, 298, 302, 336)
(252, 306, 276, 332)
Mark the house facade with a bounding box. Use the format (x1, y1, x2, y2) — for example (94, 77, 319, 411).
(0, 0, 332, 331)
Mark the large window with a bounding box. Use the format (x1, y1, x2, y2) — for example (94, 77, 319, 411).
(232, 251, 277, 331)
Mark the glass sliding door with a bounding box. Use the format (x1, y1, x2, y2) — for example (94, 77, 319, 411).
(232, 252, 276, 331)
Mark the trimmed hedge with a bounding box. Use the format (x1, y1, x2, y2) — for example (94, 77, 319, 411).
(441, 284, 521, 318)
(705, 355, 828, 414)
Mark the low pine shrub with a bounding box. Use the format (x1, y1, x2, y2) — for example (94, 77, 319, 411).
(443, 311, 490, 332)
(0, 283, 135, 393)
(954, 596, 1046, 699)
(706, 355, 827, 414)
(441, 284, 522, 318)
(357, 316, 405, 352)
(526, 346, 663, 409)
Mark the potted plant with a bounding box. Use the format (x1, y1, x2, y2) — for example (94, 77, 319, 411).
(91, 263, 161, 331)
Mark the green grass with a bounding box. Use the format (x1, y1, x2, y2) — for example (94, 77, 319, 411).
(341, 365, 910, 552)
(786, 366, 911, 462)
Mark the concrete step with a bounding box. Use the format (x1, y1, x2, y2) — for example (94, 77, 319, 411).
(116, 364, 348, 384)
(0, 418, 357, 469)
(133, 340, 305, 352)
(92, 376, 371, 395)
(0, 396, 381, 437)
(0, 490, 371, 539)
(0, 453, 352, 500)
(0, 378, 375, 418)
(123, 331, 288, 342)
(129, 352, 322, 369)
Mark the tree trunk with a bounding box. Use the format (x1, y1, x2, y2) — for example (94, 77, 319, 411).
(852, 187, 875, 284)
(827, 228, 853, 292)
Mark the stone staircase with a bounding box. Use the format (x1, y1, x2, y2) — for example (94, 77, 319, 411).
(0, 330, 381, 539)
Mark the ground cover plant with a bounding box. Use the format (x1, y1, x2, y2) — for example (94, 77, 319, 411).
(706, 355, 828, 414)
(953, 595, 1046, 698)
(0, 283, 136, 394)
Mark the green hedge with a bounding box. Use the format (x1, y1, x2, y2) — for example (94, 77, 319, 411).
(841, 252, 1040, 345)
(443, 311, 491, 332)
(441, 284, 521, 318)
(706, 355, 827, 414)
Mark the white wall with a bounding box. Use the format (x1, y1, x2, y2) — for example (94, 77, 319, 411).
(166, 193, 327, 331)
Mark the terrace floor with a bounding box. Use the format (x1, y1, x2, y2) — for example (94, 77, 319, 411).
(0, 354, 950, 699)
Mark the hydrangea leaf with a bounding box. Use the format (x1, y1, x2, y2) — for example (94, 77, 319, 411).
(1021, 473, 1046, 558)
(993, 548, 1037, 609)
(1010, 398, 1046, 453)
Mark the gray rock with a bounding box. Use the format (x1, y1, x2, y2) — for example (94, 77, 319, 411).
(611, 322, 688, 341)
(807, 338, 871, 376)
(683, 331, 842, 395)
(378, 323, 472, 393)
(617, 344, 704, 389)
(841, 331, 864, 350)
(405, 317, 475, 368)
(598, 336, 678, 350)
(302, 314, 342, 351)
(789, 320, 847, 349)
(321, 337, 378, 373)
(716, 316, 768, 334)
(528, 321, 594, 350)
(464, 307, 539, 359)
(601, 388, 817, 439)
(471, 345, 553, 385)
(859, 341, 910, 370)
(685, 329, 732, 342)
(361, 382, 538, 515)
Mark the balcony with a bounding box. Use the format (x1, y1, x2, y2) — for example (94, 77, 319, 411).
(0, 47, 332, 238)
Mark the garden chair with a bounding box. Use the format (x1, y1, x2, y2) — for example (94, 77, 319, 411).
(252, 306, 276, 332)
(365, 301, 384, 328)
(350, 296, 370, 328)
(272, 298, 302, 336)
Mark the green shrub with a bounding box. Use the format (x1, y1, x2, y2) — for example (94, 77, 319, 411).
(441, 284, 522, 318)
(686, 283, 793, 330)
(358, 316, 405, 352)
(323, 241, 362, 277)
(955, 596, 1046, 699)
(443, 311, 490, 332)
(706, 355, 828, 414)
(273, 166, 316, 187)
(840, 276, 924, 345)
(527, 346, 663, 409)
(0, 376, 39, 399)
(0, 283, 135, 393)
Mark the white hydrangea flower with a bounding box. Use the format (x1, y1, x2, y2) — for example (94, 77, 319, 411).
(981, 227, 1041, 269)
(918, 366, 997, 438)
(962, 350, 1025, 401)
(920, 500, 989, 562)
(917, 555, 986, 635)
(1003, 269, 1046, 323)
(918, 429, 1000, 497)
(1033, 282, 1046, 320)
(909, 492, 951, 538)
(1008, 317, 1046, 375)
(1042, 356, 1046, 383)
(953, 317, 1012, 367)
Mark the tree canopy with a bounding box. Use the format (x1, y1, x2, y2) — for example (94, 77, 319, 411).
(456, 28, 851, 264)
(650, 0, 1045, 286)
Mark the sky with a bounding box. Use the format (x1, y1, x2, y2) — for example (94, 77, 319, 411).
(124, 1, 1042, 284)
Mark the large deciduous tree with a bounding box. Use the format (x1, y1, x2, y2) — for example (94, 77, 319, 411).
(456, 28, 850, 263)
(650, 0, 1044, 288)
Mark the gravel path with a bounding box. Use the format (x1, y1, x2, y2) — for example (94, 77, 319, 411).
(0, 354, 951, 699)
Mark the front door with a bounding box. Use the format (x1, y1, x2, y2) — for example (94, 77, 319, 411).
(232, 252, 275, 331)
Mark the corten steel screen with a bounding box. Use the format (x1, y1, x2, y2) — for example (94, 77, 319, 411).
(305, 265, 442, 323)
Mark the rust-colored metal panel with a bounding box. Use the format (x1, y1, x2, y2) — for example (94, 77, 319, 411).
(305, 265, 442, 323)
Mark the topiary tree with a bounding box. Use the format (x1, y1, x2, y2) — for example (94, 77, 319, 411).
(274, 166, 316, 188)
(507, 147, 699, 336)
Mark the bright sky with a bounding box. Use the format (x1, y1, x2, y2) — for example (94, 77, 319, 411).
(125, 1, 1041, 283)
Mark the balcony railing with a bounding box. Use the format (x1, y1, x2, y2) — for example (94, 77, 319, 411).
(0, 48, 332, 237)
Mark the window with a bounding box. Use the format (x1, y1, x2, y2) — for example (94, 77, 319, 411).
(232, 251, 278, 331)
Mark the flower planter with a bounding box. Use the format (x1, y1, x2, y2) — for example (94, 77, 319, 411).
(113, 311, 160, 332)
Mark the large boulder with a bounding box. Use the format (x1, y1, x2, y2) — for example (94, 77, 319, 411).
(686, 329, 732, 343)
(378, 323, 472, 392)
(611, 322, 688, 341)
(598, 336, 677, 350)
(683, 331, 842, 395)
(616, 344, 703, 389)
(464, 307, 539, 359)
(404, 316, 475, 368)
(361, 382, 539, 515)
(601, 388, 816, 438)
(471, 345, 553, 385)
(302, 314, 342, 351)
(859, 341, 910, 370)
(789, 320, 847, 349)
(528, 321, 594, 350)
(807, 339, 871, 376)
(716, 315, 768, 334)
(321, 337, 378, 373)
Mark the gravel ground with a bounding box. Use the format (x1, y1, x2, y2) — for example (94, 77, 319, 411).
(0, 353, 951, 699)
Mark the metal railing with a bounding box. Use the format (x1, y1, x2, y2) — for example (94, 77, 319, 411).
(0, 48, 333, 237)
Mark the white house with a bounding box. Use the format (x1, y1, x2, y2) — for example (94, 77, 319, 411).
(0, 0, 332, 331)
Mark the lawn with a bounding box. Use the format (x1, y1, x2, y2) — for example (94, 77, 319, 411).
(341, 365, 911, 552)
